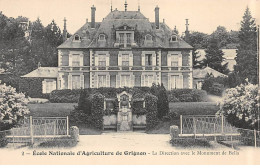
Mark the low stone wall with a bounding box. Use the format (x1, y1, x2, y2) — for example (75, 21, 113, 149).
(133, 115, 146, 126)
(103, 115, 117, 126)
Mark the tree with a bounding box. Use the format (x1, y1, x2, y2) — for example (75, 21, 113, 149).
(186, 31, 209, 68)
(202, 37, 229, 74)
(43, 20, 63, 67)
(211, 26, 229, 48)
(0, 14, 32, 89)
(0, 82, 30, 131)
(234, 7, 258, 84)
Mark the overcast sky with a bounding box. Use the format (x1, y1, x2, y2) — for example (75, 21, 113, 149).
(0, 0, 259, 35)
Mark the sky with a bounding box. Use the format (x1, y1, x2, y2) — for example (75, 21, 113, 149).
(0, 0, 259, 35)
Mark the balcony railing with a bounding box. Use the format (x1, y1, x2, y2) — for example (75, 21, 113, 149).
(59, 66, 192, 72)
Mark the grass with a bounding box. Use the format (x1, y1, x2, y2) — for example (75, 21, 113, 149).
(28, 103, 76, 117)
(28, 102, 219, 135)
(169, 102, 219, 116)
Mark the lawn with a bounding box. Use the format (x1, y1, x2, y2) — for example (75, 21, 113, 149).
(28, 102, 219, 135)
(28, 103, 76, 117)
(169, 102, 219, 116)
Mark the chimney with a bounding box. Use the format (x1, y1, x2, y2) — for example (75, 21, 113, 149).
(91, 5, 96, 29)
(185, 19, 190, 42)
(155, 6, 160, 29)
(62, 17, 67, 42)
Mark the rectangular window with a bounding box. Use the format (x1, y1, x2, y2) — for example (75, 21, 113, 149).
(143, 75, 154, 87)
(72, 75, 81, 89)
(98, 75, 106, 88)
(145, 54, 153, 66)
(72, 54, 80, 67)
(171, 54, 179, 67)
(170, 75, 178, 90)
(122, 54, 129, 66)
(121, 75, 130, 87)
(126, 33, 131, 44)
(98, 55, 106, 67)
(119, 33, 124, 44)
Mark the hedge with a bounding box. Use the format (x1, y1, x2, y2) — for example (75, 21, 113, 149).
(145, 94, 159, 131)
(168, 89, 207, 102)
(50, 87, 151, 103)
(19, 77, 50, 99)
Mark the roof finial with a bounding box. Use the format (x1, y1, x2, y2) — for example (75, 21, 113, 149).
(138, 0, 140, 11)
(124, 0, 128, 11)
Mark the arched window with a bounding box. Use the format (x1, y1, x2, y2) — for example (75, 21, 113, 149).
(145, 34, 152, 41)
(99, 34, 106, 41)
(74, 34, 80, 41)
(170, 35, 177, 42)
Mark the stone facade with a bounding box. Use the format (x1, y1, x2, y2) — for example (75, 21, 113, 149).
(56, 5, 193, 91)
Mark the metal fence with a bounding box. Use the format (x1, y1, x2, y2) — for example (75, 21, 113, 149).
(0, 116, 69, 145)
(180, 115, 260, 148)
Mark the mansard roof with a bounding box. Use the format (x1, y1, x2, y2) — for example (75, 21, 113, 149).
(58, 10, 192, 49)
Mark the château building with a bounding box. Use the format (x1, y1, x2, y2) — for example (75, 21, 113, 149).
(22, 2, 193, 95)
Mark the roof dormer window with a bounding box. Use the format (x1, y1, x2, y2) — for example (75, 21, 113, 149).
(145, 34, 152, 41)
(74, 34, 81, 41)
(170, 35, 177, 42)
(99, 34, 106, 41)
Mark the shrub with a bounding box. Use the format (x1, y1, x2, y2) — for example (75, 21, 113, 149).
(145, 94, 159, 131)
(132, 101, 147, 115)
(90, 93, 104, 129)
(218, 83, 260, 130)
(0, 132, 8, 147)
(0, 83, 30, 131)
(50, 87, 151, 103)
(50, 89, 82, 103)
(19, 77, 47, 98)
(202, 75, 229, 96)
(168, 89, 207, 102)
(151, 83, 169, 119)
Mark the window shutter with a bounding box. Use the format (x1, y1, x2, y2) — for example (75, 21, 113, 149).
(118, 54, 122, 67)
(168, 75, 171, 90)
(80, 74, 84, 88)
(57, 78, 60, 90)
(106, 54, 110, 67)
(116, 75, 120, 88)
(178, 54, 182, 67)
(129, 54, 133, 67)
(152, 54, 156, 67)
(179, 75, 183, 89)
(106, 75, 110, 87)
(80, 54, 83, 66)
(131, 74, 135, 87)
(52, 80, 57, 92)
(68, 75, 72, 89)
(167, 54, 171, 67)
(93, 74, 98, 88)
(153, 74, 157, 85)
(69, 54, 72, 66)
(141, 75, 144, 87)
(141, 54, 145, 66)
(95, 54, 98, 66)
(42, 80, 46, 94)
